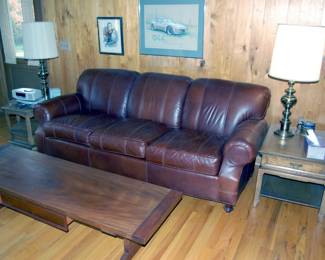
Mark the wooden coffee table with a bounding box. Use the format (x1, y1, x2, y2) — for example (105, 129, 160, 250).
(0, 145, 182, 259)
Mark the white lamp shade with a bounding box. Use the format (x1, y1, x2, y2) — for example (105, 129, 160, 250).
(269, 24, 325, 83)
(23, 21, 58, 60)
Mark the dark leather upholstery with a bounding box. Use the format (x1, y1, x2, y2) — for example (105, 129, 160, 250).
(35, 68, 271, 210)
(147, 129, 224, 175)
(77, 69, 139, 116)
(37, 137, 147, 181)
(34, 94, 83, 124)
(42, 138, 91, 166)
(222, 120, 269, 167)
(127, 72, 191, 128)
(89, 118, 168, 158)
(35, 69, 139, 124)
(89, 148, 147, 180)
(182, 78, 271, 137)
(218, 120, 269, 199)
(148, 162, 255, 204)
(42, 112, 118, 146)
(148, 162, 221, 201)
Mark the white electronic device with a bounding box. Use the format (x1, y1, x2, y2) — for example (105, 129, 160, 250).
(12, 88, 43, 102)
(49, 87, 61, 98)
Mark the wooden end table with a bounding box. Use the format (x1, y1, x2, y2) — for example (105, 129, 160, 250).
(1, 101, 38, 149)
(253, 125, 325, 219)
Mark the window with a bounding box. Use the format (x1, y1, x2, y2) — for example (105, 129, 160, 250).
(0, 0, 35, 63)
(8, 0, 24, 57)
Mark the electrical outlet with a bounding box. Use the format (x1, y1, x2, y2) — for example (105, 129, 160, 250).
(59, 40, 70, 51)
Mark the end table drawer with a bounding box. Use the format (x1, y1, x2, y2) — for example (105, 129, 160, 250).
(262, 155, 325, 174)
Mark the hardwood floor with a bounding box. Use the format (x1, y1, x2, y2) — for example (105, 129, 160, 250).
(0, 116, 324, 260)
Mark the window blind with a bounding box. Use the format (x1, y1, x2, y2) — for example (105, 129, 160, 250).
(0, 0, 35, 64)
(0, 0, 17, 64)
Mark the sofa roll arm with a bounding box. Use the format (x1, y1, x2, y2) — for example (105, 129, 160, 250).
(224, 120, 268, 166)
(220, 120, 268, 181)
(34, 93, 83, 124)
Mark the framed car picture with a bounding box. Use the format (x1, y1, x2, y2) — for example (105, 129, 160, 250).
(139, 0, 205, 58)
(97, 17, 124, 55)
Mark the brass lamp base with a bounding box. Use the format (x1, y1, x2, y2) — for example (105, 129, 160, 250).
(274, 128, 294, 139)
(38, 60, 50, 100)
(274, 80, 297, 139)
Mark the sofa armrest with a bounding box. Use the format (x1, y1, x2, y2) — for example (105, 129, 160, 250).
(34, 93, 83, 124)
(219, 119, 268, 181)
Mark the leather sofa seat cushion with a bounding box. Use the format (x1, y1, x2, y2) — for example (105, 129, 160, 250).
(89, 118, 168, 159)
(43, 112, 118, 146)
(147, 129, 225, 176)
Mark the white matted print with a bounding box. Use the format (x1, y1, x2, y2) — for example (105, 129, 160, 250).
(139, 0, 204, 58)
(97, 17, 124, 55)
(144, 4, 198, 51)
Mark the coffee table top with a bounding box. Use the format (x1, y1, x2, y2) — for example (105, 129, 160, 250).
(0, 145, 182, 245)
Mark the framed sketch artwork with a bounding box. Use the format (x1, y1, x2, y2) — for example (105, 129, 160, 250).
(139, 0, 205, 58)
(97, 17, 124, 55)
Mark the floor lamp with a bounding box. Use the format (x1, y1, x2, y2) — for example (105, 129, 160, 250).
(269, 24, 325, 139)
(23, 22, 58, 100)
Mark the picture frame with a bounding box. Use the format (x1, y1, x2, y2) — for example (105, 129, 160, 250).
(139, 0, 205, 58)
(97, 17, 124, 55)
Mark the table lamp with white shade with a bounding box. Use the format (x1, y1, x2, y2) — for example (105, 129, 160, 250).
(23, 21, 58, 100)
(269, 24, 325, 139)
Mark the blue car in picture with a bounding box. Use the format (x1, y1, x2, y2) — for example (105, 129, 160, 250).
(150, 18, 187, 35)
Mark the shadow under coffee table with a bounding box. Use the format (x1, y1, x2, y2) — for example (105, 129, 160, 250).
(0, 145, 182, 260)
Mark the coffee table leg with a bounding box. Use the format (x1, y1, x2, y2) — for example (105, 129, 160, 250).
(121, 239, 141, 260)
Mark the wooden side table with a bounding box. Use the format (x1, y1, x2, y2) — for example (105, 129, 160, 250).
(1, 101, 38, 149)
(253, 125, 325, 219)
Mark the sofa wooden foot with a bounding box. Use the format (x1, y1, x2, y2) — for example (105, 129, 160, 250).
(224, 204, 233, 213)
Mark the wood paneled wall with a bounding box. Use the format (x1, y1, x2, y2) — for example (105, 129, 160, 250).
(42, 0, 325, 129)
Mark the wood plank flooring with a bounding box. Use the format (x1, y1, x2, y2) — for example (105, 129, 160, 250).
(0, 116, 324, 260)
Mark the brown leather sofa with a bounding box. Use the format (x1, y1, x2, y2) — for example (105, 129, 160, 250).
(35, 69, 271, 212)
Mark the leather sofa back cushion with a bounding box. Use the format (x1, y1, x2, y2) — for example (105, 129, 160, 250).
(77, 69, 139, 117)
(182, 79, 271, 137)
(127, 72, 191, 128)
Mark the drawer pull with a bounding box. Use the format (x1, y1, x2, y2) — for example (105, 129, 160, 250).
(289, 162, 303, 169)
